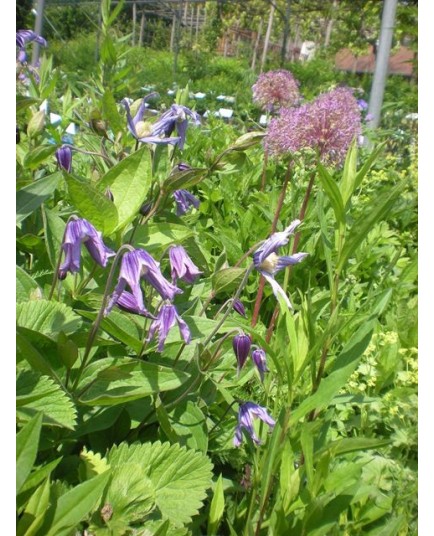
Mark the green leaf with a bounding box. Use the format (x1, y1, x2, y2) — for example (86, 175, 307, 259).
(339, 138, 358, 206)
(17, 371, 77, 429)
(324, 437, 391, 456)
(16, 95, 40, 111)
(99, 146, 154, 232)
(212, 267, 246, 295)
(17, 458, 62, 509)
(17, 477, 51, 536)
(162, 167, 207, 195)
(336, 181, 405, 274)
(317, 164, 345, 225)
(16, 413, 43, 493)
(16, 172, 62, 224)
(207, 474, 225, 536)
(102, 90, 123, 134)
(353, 142, 386, 194)
(80, 448, 110, 480)
(46, 471, 111, 536)
(108, 441, 213, 526)
(289, 320, 375, 425)
(42, 207, 66, 270)
(66, 173, 119, 235)
(16, 266, 41, 303)
(167, 400, 208, 452)
(78, 358, 190, 406)
(131, 222, 195, 255)
(23, 145, 57, 170)
(16, 299, 82, 337)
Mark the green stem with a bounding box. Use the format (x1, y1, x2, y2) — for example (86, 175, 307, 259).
(72, 244, 134, 391)
(48, 215, 77, 300)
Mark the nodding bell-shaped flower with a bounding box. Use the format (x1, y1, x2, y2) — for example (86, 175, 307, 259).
(116, 291, 154, 318)
(105, 249, 182, 316)
(147, 304, 191, 352)
(234, 402, 276, 447)
(232, 299, 246, 317)
(121, 94, 181, 146)
(173, 189, 200, 216)
(169, 245, 202, 284)
(58, 218, 115, 280)
(253, 219, 308, 309)
(251, 348, 269, 383)
(55, 145, 72, 173)
(151, 104, 201, 150)
(16, 30, 47, 50)
(233, 332, 252, 373)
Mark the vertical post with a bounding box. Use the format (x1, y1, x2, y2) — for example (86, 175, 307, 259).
(31, 0, 45, 66)
(251, 18, 263, 71)
(170, 12, 176, 51)
(95, 1, 102, 63)
(139, 10, 146, 47)
(260, 4, 275, 73)
(324, 0, 338, 47)
(367, 0, 399, 129)
(280, 0, 291, 66)
(132, 2, 137, 46)
(195, 4, 200, 43)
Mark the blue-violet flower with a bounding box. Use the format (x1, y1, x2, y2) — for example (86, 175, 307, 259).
(58, 218, 115, 279)
(173, 189, 200, 216)
(234, 402, 275, 447)
(169, 245, 202, 284)
(251, 348, 269, 383)
(233, 332, 252, 373)
(253, 219, 308, 309)
(55, 145, 72, 173)
(148, 304, 191, 352)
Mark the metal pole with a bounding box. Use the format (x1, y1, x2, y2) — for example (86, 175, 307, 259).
(367, 0, 399, 129)
(31, 0, 45, 66)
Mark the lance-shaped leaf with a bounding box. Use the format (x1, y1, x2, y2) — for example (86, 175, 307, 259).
(162, 167, 207, 195)
(16, 413, 43, 493)
(17, 172, 62, 224)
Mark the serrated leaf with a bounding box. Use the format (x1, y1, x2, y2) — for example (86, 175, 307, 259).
(17, 371, 77, 429)
(66, 173, 119, 234)
(16, 266, 41, 303)
(16, 299, 82, 336)
(16, 413, 43, 493)
(99, 146, 154, 232)
(108, 441, 213, 526)
(46, 471, 111, 536)
(78, 358, 190, 406)
(80, 448, 110, 480)
(212, 267, 246, 295)
(17, 172, 62, 224)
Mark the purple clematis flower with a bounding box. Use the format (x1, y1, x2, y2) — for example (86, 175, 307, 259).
(116, 291, 154, 318)
(105, 249, 182, 316)
(233, 332, 252, 373)
(58, 218, 115, 279)
(151, 104, 201, 150)
(148, 304, 191, 352)
(121, 94, 181, 146)
(234, 402, 275, 447)
(251, 348, 269, 383)
(173, 189, 200, 216)
(253, 219, 308, 309)
(55, 145, 72, 172)
(16, 30, 47, 50)
(232, 299, 246, 317)
(169, 245, 202, 284)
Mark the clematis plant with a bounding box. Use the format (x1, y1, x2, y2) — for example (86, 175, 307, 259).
(147, 303, 191, 352)
(169, 245, 202, 284)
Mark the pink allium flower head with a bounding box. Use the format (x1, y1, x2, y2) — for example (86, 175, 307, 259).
(252, 69, 300, 112)
(265, 87, 362, 166)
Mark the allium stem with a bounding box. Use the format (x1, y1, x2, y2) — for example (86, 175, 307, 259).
(72, 244, 135, 391)
(251, 163, 292, 327)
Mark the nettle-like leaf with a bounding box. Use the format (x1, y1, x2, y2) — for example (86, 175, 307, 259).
(16, 266, 41, 303)
(107, 441, 213, 527)
(16, 299, 82, 337)
(80, 448, 110, 480)
(17, 370, 77, 430)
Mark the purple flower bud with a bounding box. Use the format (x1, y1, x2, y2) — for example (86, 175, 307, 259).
(58, 218, 115, 278)
(147, 304, 191, 352)
(233, 332, 251, 373)
(176, 162, 192, 172)
(234, 402, 275, 447)
(232, 299, 246, 317)
(55, 145, 72, 173)
(139, 201, 153, 216)
(169, 245, 202, 284)
(251, 348, 269, 382)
